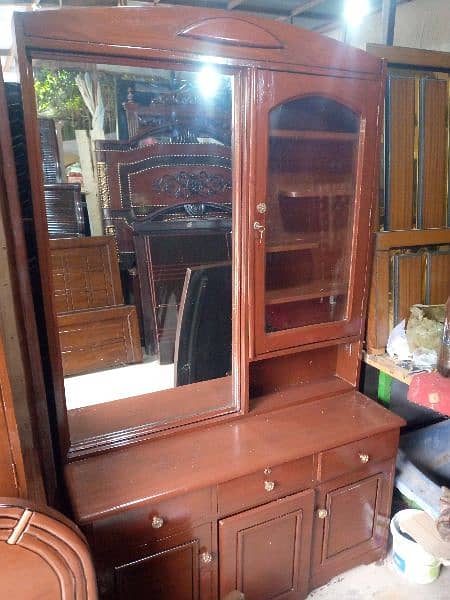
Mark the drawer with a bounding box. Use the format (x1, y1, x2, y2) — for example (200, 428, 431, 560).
(217, 456, 314, 516)
(91, 487, 213, 556)
(317, 429, 399, 482)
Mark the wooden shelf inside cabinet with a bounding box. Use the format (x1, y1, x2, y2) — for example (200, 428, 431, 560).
(270, 130, 358, 142)
(266, 281, 347, 305)
(277, 183, 354, 198)
(266, 236, 320, 253)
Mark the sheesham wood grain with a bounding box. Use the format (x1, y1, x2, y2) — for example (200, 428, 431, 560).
(387, 76, 415, 230)
(65, 391, 404, 524)
(393, 252, 424, 323)
(428, 252, 450, 304)
(420, 78, 448, 228)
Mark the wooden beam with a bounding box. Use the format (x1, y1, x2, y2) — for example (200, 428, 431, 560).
(279, 0, 326, 22)
(227, 0, 245, 9)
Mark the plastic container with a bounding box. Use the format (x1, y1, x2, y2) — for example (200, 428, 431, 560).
(390, 509, 441, 584)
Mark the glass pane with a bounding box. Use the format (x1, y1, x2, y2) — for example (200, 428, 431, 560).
(31, 58, 235, 440)
(264, 96, 360, 333)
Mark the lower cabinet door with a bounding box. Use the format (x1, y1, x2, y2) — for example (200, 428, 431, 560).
(219, 489, 314, 600)
(310, 459, 395, 589)
(98, 524, 215, 600)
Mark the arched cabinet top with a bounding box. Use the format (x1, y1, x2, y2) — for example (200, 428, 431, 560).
(15, 6, 382, 77)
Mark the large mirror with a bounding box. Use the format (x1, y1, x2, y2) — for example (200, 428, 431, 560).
(31, 58, 236, 451)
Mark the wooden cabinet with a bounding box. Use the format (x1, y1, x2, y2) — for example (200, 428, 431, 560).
(114, 526, 214, 600)
(12, 6, 403, 600)
(251, 71, 380, 355)
(311, 460, 396, 589)
(219, 490, 314, 600)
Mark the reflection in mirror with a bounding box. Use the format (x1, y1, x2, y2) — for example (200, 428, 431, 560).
(32, 59, 234, 440)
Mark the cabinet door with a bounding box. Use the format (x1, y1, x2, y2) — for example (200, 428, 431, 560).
(219, 490, 314, 600)
(310, 460, 395, 589)
(250, 70, 382, 356)
(99, 524, 215, 600)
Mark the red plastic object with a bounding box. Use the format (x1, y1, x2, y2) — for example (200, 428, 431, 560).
(407, 372, 450, 416)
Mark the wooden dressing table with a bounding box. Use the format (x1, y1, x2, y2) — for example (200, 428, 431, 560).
(13, 6, 404, 598)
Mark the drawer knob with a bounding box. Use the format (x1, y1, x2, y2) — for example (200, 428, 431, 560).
(264, 480, 275, 492)
(317, 508, 328, 519)
(201, 552, 213, 564)
(359, 453, 370, 464)
(151, 515, 164, 529)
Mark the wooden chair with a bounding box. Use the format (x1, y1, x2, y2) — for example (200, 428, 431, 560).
(0, 497, 98, 599)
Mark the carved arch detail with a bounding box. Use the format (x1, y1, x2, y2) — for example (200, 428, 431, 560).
(178, 18, 284, 49)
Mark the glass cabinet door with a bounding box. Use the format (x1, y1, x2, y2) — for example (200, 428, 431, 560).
(252, 72, 380, 355)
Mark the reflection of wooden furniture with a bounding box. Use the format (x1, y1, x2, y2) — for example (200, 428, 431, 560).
(0, 498, 98, 599)
(175, 262, 232, 386)
(50, 236, 142, 376)
(50, 236, 123, 313)
(365, 46, 450, 354)
(133, 203, 232, 361)
(123, 85, 231, 144)
(16, 7, 404, 600)
(57, 306, 142, 377)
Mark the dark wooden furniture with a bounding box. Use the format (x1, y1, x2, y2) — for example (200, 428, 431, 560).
(50, 236, 142, 376)
(0, 497, 98, 599)
(14, 6, 404, 599)
(365, 45, 450, 353)
(1, 68, 54, 503)
(133, 203, 232, 361)
(44, 182, 86, 238)
(174, 262, 232, 386)
(58, 306, 142, 376)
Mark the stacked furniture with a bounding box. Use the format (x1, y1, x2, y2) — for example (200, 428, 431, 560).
(14, 6, 405, 599)
(366, 45, 450, 354)
(50, 236, 142, 376)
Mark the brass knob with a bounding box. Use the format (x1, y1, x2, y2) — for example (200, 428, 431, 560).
(256, 202, 267, 214)
(317, 508, 328, 519)
(200, 552, 213, 564)
(264, 480, 275, 492)
(359, 453, 370, 464)
(151, 515, 164, 529)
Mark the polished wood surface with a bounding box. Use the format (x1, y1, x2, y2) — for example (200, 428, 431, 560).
(311, 459, 395, 588)
(50, 236, 123, 314)
(219, 490, 314, 600)
(0, 497, 98, 599)
(12, 7, 400, 598)
(0, 67, 53, 502)
(58, 305, 142, 376)
(65, 391, 403, 524)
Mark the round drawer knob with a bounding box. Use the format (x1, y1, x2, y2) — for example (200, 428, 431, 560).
(317, 508, 328, 519)
(201, 552, 213, 564)
(151, 515, 164, 529)
(359, 453, 370, 464)
(264, 480, 275, 492)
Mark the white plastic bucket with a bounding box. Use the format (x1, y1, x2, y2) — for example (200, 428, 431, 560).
(390, 509, 441, 584)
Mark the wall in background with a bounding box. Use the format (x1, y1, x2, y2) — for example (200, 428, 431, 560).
(327, 0, 450, 52)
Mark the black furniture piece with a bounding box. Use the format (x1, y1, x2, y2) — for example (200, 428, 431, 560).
(133, 203, 232, 363)
(174, 262, 232, 387)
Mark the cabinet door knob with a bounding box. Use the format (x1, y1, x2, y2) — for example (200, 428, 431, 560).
(200, 551, 213, 564)
(264, 480, 275, 492)
(359, 453, 370, 464)
(151, 515, 164, 529)
(253, 221, 265, 243)
(317, 508, 328, 519)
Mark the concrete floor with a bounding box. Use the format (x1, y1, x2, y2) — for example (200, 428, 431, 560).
(308, 555, 450, 599)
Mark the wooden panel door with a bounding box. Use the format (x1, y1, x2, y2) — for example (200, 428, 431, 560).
(219, 490, 314, 600)
(311, 460, 395, 589)
(250, 70, 382, 356)
(108, 524, 215, 600)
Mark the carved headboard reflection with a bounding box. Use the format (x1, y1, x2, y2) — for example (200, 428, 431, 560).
(95, 141, 232, 262)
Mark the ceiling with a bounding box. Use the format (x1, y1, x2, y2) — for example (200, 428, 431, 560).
(34, 0, 396, 35)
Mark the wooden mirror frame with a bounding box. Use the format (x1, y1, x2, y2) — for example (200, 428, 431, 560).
(13, 6, 382, 463)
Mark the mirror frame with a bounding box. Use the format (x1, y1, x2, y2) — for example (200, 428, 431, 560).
(14, 8, 249, 461)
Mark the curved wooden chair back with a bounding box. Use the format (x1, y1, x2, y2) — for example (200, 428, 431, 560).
(0, 497, 97, 599)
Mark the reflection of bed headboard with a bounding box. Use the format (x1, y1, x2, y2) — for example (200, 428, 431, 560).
(95, 141, 232, 261)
